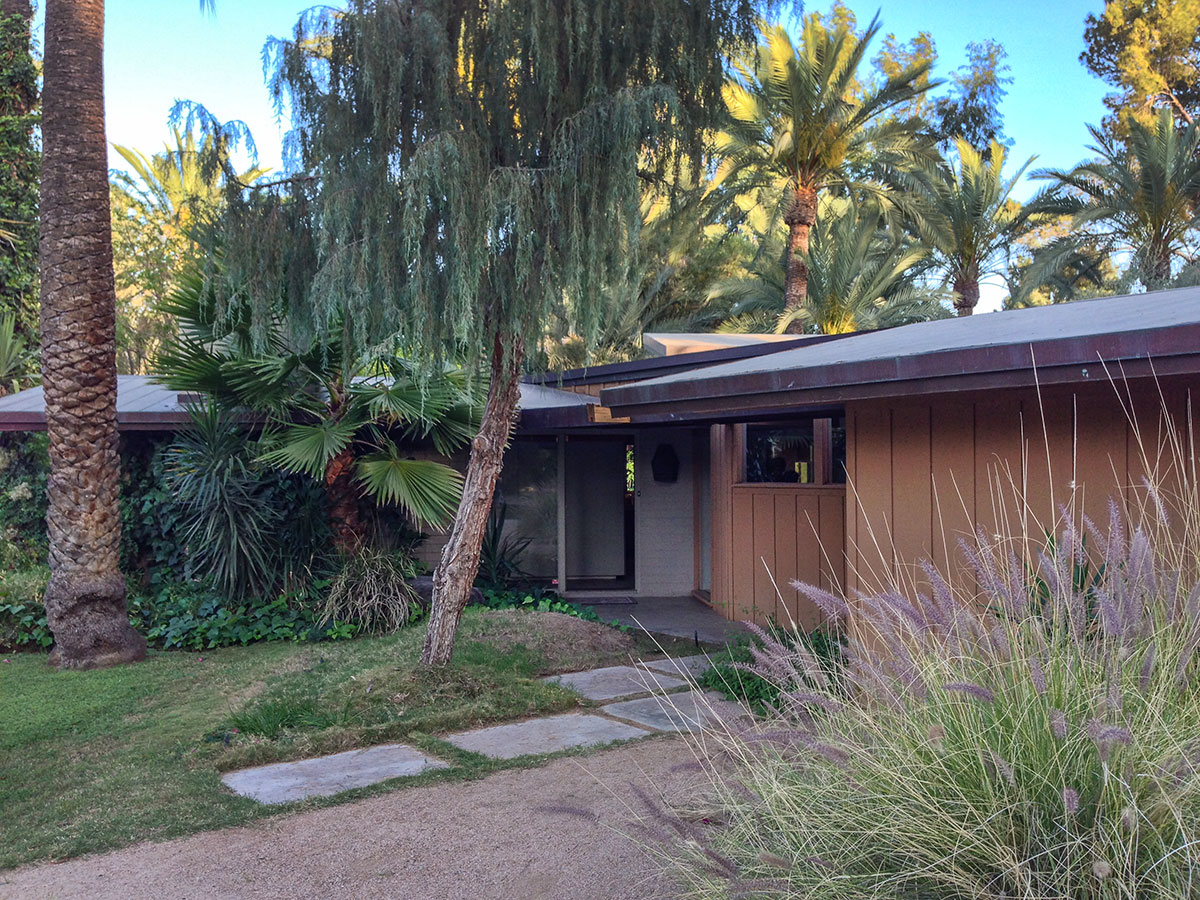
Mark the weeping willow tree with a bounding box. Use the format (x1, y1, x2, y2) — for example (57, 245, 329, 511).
(202, 0, 778, 665)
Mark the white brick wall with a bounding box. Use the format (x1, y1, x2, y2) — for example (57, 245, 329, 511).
(634, 429, 697, 596)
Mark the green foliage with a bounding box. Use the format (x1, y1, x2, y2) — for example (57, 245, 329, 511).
(110, 129, 268, 374)
(0, 563, 50, 649)
(181, 0, 779, 371)
(0, 431, 47, 562)
(713, 198, 947, 333)
(1029, 108, 1200, 291)
(128, 584, 351, 651)
(476, 500, 532, 589)
(478, 587, 629, 631)
(717, 17, 934, 218)
(155, 269, 475, 532)
(1082, 0, 1200, 133)
(0, 5, 39, 354)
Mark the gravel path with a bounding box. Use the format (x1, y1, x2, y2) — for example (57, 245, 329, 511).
(0, 737, 698, 900)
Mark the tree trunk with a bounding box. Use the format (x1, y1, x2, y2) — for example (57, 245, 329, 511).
(952, 275, 980, 316)
(421, 335, 524, 667)
(40, 0, 145, 669)
(325, 446, 365, 554)
(781, 185, 817, 335)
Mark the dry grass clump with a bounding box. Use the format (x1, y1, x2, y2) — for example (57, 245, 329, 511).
(321, 547, 422, 634)
(664, 397, 1200, 899)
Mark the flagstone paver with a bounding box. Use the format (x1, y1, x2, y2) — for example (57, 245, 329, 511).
(222, 743, 448, 805)
(544, 664, 686, 701)
(445, 711, 653, 760)
(600, 690, 744, 734)
(639, 654, 713, 679)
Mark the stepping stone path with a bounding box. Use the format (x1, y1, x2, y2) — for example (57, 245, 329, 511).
(545, 664, 687, 701)
(445, 711, 652, 760)
(222, 655, 724, 805)
(221, 743, 448, 805)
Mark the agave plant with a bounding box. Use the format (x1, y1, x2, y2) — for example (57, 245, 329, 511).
(0, 312, 31, 395)
(155, 268, 480, 552)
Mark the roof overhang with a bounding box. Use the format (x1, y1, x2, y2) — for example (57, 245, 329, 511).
(601, 323, 1200, 422)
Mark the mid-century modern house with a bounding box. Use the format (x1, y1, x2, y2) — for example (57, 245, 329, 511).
(3, 287, 1198, 630)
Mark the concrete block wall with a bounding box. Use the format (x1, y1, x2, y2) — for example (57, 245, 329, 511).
(634, 428, 697, 596)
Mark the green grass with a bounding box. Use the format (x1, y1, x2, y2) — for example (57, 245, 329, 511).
(0, 608, 698, 870)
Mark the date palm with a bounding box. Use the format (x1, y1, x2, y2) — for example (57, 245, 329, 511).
(712, 198, 948, 334)
(39, 0, 214, 668)
(903, 138, 1036, 315)
(717, 17, 934, 330)
(1031, 108, 1200, 289)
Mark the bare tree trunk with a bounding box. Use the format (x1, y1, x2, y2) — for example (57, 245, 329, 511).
(325, 447, 365, 554)
(40, 0, 145, 669)
(952, 275, 980, 316)
(421, 335, 524, 667)
(781, 185, 817, 335)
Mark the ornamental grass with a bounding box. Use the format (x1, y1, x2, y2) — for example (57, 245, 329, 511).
(664, 397, 1200, 899)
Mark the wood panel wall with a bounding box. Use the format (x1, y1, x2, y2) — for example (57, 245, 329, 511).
(845, 377, 1196, 597)
(710, 424, 846, 626)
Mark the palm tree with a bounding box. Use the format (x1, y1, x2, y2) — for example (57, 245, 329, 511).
(38, 0, 147, 668)
(38, 0, 214, 668)
(156, 270, 479, 554)
(1031, 108, 1200, 289)
(904, 139, 1036, 315)
(716, 17, 934, 329)
(711, 198, 949, 334)
(110, 130, 268, 372)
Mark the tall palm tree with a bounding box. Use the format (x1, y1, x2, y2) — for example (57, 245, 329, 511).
(39, 0, 147, 668)
(1031, 108, 1200, 289)
(711, 198, 949, 334)
(904, 139, 1036, 315)
(716, 17, 934, 329)
(39, 0, 214, 668)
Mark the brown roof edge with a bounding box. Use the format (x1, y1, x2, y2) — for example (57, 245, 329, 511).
(600, 326, 1200, 420)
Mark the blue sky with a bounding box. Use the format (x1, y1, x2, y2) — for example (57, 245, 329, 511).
(63, 0, 1108, 187)
(32, 0, 1112, 311)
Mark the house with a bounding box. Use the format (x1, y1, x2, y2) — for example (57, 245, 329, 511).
(3, 287, 1198, 630)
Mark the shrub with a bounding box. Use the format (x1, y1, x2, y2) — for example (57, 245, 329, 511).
(479, 587, 628, 630)
(0, 564, 50, 649)
(321, 547, 423, 634)
(0, 432, 47, 565)
(668, 493, 1200, 898)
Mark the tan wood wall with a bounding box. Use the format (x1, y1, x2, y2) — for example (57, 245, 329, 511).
(710, 424, 846, 626)
(845, 377, 1197, 597)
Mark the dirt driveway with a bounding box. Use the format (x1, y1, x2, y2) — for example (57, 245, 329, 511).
(0, 737, 697, 900)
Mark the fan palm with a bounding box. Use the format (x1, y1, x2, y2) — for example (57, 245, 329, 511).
(903, 138, 1036, 315)
(712, 198, 949, 334)
(717, 17, 935, 328)
(155, 270, 480, 552)
(1030, 108, 1200, 289)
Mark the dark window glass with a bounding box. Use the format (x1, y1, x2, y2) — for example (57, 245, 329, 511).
(744, 422, 815, 484)
(831, 416, 847, 484)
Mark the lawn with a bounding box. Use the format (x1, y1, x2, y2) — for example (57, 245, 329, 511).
(0, 608, 699, 870)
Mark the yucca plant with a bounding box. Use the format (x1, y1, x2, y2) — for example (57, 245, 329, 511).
(155, 268, 480, 552)
(662, 413, 1200, 898)
(0, 311, 31, 395)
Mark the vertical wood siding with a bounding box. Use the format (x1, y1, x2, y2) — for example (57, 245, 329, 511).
(845, 378, 1196, 597)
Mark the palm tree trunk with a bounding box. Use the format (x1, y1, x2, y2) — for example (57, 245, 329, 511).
(40, 0, 145, 668)
(325, 447, 365, 554)
(952, 276, 980, 316)
(421, 335, 523, 667)
(782, 185, 817, 334)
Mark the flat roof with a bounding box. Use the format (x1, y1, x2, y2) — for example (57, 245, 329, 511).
(601, 288, 1200, 420)
(0, 375, 597, 432)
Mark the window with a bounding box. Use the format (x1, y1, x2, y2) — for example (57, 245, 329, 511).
(831, 416, 847, 484)
(744, 422, 815, 484)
